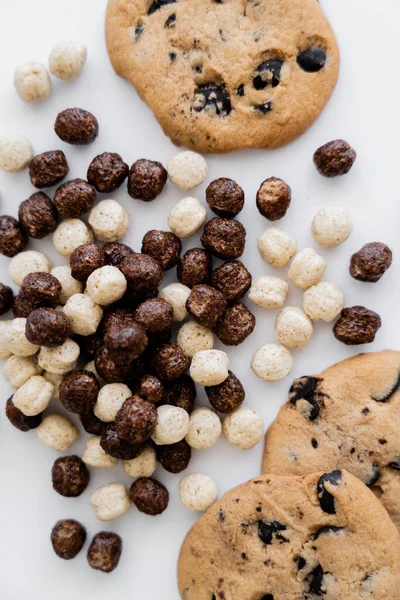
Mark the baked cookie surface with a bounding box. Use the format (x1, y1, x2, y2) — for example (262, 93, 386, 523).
(178, 470, 400, 599)
(262, 351, 400, 529)
(106, 0, 339, 153)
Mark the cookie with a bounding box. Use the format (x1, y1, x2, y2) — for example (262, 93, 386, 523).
(178, 470, 400, 599)
(262, 351, 400, 529)
(106, 0, 339, 153)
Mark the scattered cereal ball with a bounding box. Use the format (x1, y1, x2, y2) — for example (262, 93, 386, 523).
(248, 276, 288, 309)
(158, 283, 190, 321)
(213, 302, 256, 346)
(186, 284, 227, 329)
(86, 266, 127, 306)
(190, 349, 229, 386)
(206, 178, 244, 218)
(63, 293, 103, 336)
(55, 108, 98, 146)
(94, 346, 131, 383)
(29, 151, 69, 189)
(142, 229, 182, 271)
(103, 242, 135, 267)
(0, 216, 28, 257)
(88, 199, 129, 243)
(251, 344, 293, 382)
(59, 369, 99, 414)
(103, 312, 148, 364)
(350, 242, 393, 283)
(20, 272, 62, 308)
(55, 179, 97, 219)
(129, 477, 169, 516)
(185, 408, 221, 450)
(0, 283, 13, 315)
(179, 473, 218, 511)
(87, 152, 129, 194)
(100, 423, 143, 460)
(18, 192, 58, 239)
(288, 247, 326, 289)
(312, 207, 352, 248)
(128, 159, 168, 201)
(70, 243, 105, 282)
(303, 281, 344, 322)
(256, 177, 291, 221)
(3, 354, 42, 389)
(51, 265, 83, 304)
(157, 439, 191, 474)
(120, 253, 162, 293)
(6, 318, 39, 357)
(168, 196, 207, 238)
(80, 408, 106, 436)
(333, 306, 382, 345)
(0, 320, 12, 360)
(43, 371, 63, 399)
(153, 343, 191, 382)
(163, 375, 196, 413)
(12, 375, 53, 416)
(201, 218, 246, 260)
(87, 532, 122, 573)
(134, 298, 173, 333)
(51, 519, 86, 560)
(82, 436, 118, 468)
(257, 227, 297, 268)
(53, 219, 93, 258)
(52, 455, 89, 497)
(116, 396, 158, 445)
(49, 41, 87, 81)
(38, 338, 80, 374)
(275, 307, 313, 349)
(94, 383, 132, 422)
(9, 251, 51, 287)
(177, 248, 212, 288)
(177, 321, 214, 358)
(205, 371, 245, 414)
(314, 139, 356, 178)
(168, 151, 207, 190)
(211, 261, 252, 303)
(90, 483, 130, 521)
(0, 134, 33, 172)
(152, 405, 190, 445)
(123, 444, 157, 478)
(5, 396, 42, 432)
(37, 414, 78, 451)
(14, 62, 51, 102)
(222, 406, 264, 449)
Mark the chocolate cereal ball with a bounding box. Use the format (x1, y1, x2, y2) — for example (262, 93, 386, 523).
(52, 455, 90, 497)
(350, 242, 393, 283)
(134, 298, 173, 333)
(75, 330, 103, 360)
(153, 343, 190, 382)
(314, 139, 357, 177)
(87, 152, 129, 193)
(128, 159, 167, 201)
(333, 306, 382, 345)
(0, 283, 13, 315)
(103, 316, 148, 364)
(206, 178, 244, 218)
(120, 253, 163, 293)
(95, 346, 132, 382)
(157, 439, 191, 473)
(212, 261, 252, 302)
(213, 303, 256, 346)
(137, 374, 164, 404)
(54, 108, 99, 145)
(25, 308, 70, 347)
(141, 230, 182, 271)
(163, 375, 196, 413)
(205, 371, 245, 413)
(29, 150, 69, 188)
(59, 369, 99, 414)
(70, 243, 105, 281)
(0, 216, 28, 257)
(80, 409, 106, 436)
(54, 179, 96, 218)
(177, 248, 212, 288)
(20, 272, 62, 306)
(51, 519, 86, 560)
(201, 218, 246, 260)
(100, 423, 144, 460)
(129, 478, 169, 516)
(115, 395, 158, 444)
(256, 177, 291, 221)
(87, 532, 122, 573)
(186, 284, 227, 328)
(12, 292, 41, 318)
(103, 242, 135, 267)
(18, 192, 58, 239)
(6, 396, 42, 431)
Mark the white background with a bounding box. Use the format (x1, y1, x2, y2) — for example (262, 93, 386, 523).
(0, 1, 399, 598)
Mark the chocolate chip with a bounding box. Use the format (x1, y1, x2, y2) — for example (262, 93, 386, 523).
(333, 306, 381, 345)
(193, 83, 232, 116)
(120, 253, 163, 293)
(314, 139, 356, 177)
(165, 13, 176, 27)
(129, 477, 169, 515)
(313, 526, 344, 540)
(52, 455, 90, 497)
(162, 374, 196, 413)
(211, 261, 251, 302)
(153, 343, 190, 382)
(254, 101, 272, 114)
(365, 464, 381, 487)
(177, 248, 212, 288)
(206, 178, 244, 218)
(372, 373, 400, 403)
(317, 470, 342, 514)
(128, 159, 167, 201)
(256, 177, 291, 221)
(51, 519, 86, 560)
(135, 23, 144, 40)
(87, 532, 122, 573)
(253, 59, 283, 89)
(115, 395, 158, 444)
(0, 215, 28, 257)
(257, 521, 287, 545)
(157, 439, 191, 473)
(25, 307, 70, 347)
(87, 152, 129, 193)
(18, 192, 58, 238)
(5, 397, 42, 432)
(297, 47, 327, 72)
(201, 218, 246, 260)
(307, 565, 325, 595)
(289, 376, 321, 421)
(350, 242, 392, 283)
(213, 302, 255, 346)
(0, 282, 14, 315)
(29, 150, 69, 188)
(141, 230, 181, 270)
(100, 423, 144, 460)
(206, 371, 245, 413)
(54, 108, 99, 145)
(59, 370, 99, 414)
(148, 0, 176, 15)
(54, 179, 97, 218)
(186, 284, 227, 328)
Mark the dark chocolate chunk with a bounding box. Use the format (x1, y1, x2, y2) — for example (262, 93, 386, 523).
(253, 59, 283, 89)
(193, 83, 232, 116)
(317, 470, 342, 514)
(297, 47, 327, 72)
(148, 0, 176, 15)
(257, 520, 287, 545)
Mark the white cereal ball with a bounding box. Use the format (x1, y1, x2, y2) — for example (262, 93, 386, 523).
(168, 197, 207, 238)
(158, 283, 190, 321)
(312, 207, 352, 248)
(123, 445, 157, 478)
(36, 414, 78, 451)
(190, 350, 229, 386)
(251, 343, 293, 382)
(222, 406, 264, 450)
(185, 408, 221, 450)
(3, 354, 43, 389)
(152, 405, 190, 445)
(0, 134, 33, 172)
(14, 62, 51, 102)
(53, 219, 93, 258)
(51, 265, 83, 304)
(94, 383, 132, 422)
(84, 360, 106, 387)
(49, 41, 87, 81)
(38, 338, 80, 375)
(63, 293, 103, 336)
(43, 371, 63, 399)
(6, 318, 39, 357)
(82, 436, 119, 468)
(275, 307, 313, 349)
(12, 375, 54, 416)
(177, 321, 214, 358)
(248, 276, 288, 310)
(303, 281, 344, 322)
(0, 320, 12, 360)
(179, 473, 218, 511)
(257, 227, 297, 268)
(88, 199, 129, 243)
(288, 247, 327, 289)
(86, 266, 127, 306)
(9, 250, 51, 286)
(90, 483, 130, 521)
(167, 151, 207, 190)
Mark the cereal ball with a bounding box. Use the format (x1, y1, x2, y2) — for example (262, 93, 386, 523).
(151, 405, 189, 445)
(222, 406, 264, 449)
(350, 242, 393, 283)
(333, 306, 382, 345)
(314, 139, 356, 177)
(120, 255, 163, 296)
(6, 318, 39, 357)
(100, 423, 143, 460)
(53, 219, 93, 258)
(134, 298, 173, 333)
(13, 375, 53, 416)
(94, 383, 132, 422)
(129, 478, 169, 516)
(256, 177, 291, 221)
(54, 179, 96, 218)
(0, 283, 13, 315)
(49, 41, 87, 81)
(52, 455, 89, 497)
(248, 276, 288, 309)
(158, 283, 190, 322)
(5, 397, 42, 432)
(163, 375, 196, 413)
(179, 473, 218, 511)
(12, 293, 40, 319)
(94, 346, 131, 383)
(153, 343, 191, 382)
(70, 243, 105, 282)
(3, 355, 42, 389)
(14, 62, 51, 102)
(177, 321, 214, 359)
(86, 266, 127, 306)
(214, 303, 256, 346)
(257, 227, 297, 268)
(80, 408, 107, 436)
(168, 196, 207, 238)
(206, 178, 244, 218)
(51, 266, 83, 304)
(51, 519, 86, 560)
(103, 242, 135, 267)
(25, 308, 70, 347)
(212, 261, 251, 303)
(89, 199, 130, 243)
(0, 216, 28, 257)
(90, 483, 130, 521)
(103, 313, 148, 364)
(167, 151, 207, 189)
(157, 439, 191, 474)
(0, 320, 12, 360)
(87, 532, 122, 573)
(288, 247, 326, 289)
(186, 285, 227, 329)
(82, 436, 119, 468)
(29, 151, 69, 188)
(312, 207, 352, 248)
(185, 408, 221, 450)
(190, 349, 229, 386)
(20, 272, 61, 306)
(59, 369, 99, 414)
(63, 293, 103, 336)
(205, 371, 245, 414)
(128, 159, 167, 201)
(275, 307, 313, 348)
(123, 444, 157, 478)
(9, 251, 51, 287)
(54, 108, 98, 145)
(0, 134, 32, 172)
(87, 152, 129, 193)
(18, 192, 58, 239)
(43, 371, 63, 399)
(177, 248, 211, 289)
(137, 375, 164, 404)
(37, 414, 78, 451)
(201, 218, 246, 260)
(251, 344, 293, 382)
(142, 230, 181, 271)
(38, 338, 80, 375)
(303, 281, 344, 322)
(116, 396, 158, 444)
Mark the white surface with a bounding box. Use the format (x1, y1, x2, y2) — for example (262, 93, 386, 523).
(0, 1, 399, 597)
